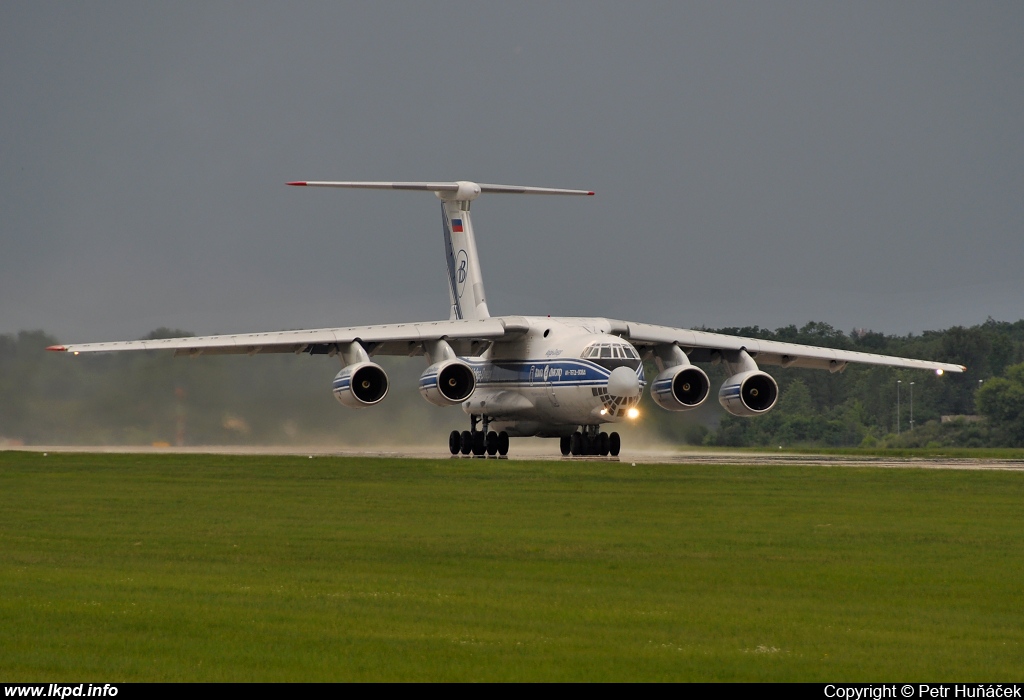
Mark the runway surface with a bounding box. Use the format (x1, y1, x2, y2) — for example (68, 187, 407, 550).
(10, 444, 1024, 471)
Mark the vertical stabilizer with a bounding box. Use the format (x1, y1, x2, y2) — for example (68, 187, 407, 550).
(286, 180, 592, 322)
(441, 201, 490, 321)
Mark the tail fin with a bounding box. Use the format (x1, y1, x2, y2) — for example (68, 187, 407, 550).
(287, 180, 592, 322)
(441, 201, 489, 321)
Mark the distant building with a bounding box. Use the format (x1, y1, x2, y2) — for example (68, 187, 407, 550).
(940, 415, 984, 424)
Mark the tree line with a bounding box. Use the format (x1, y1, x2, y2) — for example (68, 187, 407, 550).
(643, 319, 1024, 448)
(2, 319, 1024, 448)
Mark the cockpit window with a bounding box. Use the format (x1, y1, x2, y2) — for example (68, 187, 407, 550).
(582, 342, 640, 360)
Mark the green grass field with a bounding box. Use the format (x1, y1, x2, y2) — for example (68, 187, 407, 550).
(1, 451, 1022, 681)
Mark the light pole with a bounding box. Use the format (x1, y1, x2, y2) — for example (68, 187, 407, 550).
(175, 386, 186, 447)
(897, 380, 902, 435)
(910, 381, 915, 431)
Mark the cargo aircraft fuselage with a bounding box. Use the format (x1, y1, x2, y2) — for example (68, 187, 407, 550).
(49, 180, 965, 457)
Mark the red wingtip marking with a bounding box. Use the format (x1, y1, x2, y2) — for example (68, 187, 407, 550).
(46, 345, 66, 352)
(587, 191, 595, 196)
(286, 181, 307, 186)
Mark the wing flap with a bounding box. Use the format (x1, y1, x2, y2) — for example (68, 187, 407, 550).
(52, 317, 527, 357)
(624, 321, 967, 374)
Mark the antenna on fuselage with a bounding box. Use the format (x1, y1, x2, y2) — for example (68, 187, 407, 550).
(287, 180, 593, 321)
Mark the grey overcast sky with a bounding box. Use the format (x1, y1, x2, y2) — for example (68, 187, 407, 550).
(2, 2, 1022, 342)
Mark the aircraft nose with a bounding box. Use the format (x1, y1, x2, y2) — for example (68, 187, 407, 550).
(607, 366, 641, 398)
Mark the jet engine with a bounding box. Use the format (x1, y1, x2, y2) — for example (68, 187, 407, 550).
(333, 362, 389, 408)
(420, 359, 476, 407)
(718, 370, 778, 417)
(651, 365, 710, 411)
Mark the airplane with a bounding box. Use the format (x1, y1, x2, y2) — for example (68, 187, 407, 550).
(47, 180, 966, 458)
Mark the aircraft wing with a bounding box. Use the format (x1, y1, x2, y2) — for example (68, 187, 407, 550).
(621, 321, 967, 374)
(46, 317, 530, 358)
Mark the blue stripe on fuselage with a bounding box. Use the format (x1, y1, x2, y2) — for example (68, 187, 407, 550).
(462, 358, 645, 389)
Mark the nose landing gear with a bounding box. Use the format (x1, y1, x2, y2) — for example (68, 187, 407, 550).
(449, 414, 508, 458)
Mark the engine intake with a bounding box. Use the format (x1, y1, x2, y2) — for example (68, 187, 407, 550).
(333, 362, 389, 408)
(718, 370, 778, 417)
(420, 360, 476, 407)
(651, 365, 710, 411)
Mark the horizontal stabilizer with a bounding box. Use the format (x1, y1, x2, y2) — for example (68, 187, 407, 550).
(288, 181, 461, 191)
(288, 180, 593, 198)
(478, 184, 594, 196)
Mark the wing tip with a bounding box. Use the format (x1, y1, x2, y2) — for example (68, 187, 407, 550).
(587, 191, 595, 196)
(286, 181, 307, 186)
(46, 345, 66, 352)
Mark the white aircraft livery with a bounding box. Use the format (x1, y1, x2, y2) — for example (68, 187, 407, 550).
(48, 180, 966, 457)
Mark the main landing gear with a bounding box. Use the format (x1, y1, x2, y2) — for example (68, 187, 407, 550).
(449, 414, 509, 458)
(560, 427, 621, 457)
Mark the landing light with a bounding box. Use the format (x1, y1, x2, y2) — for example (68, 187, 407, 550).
(936, 369, 944, 376)
(627, 407, 640, 420)
(599, 409, 607, 416)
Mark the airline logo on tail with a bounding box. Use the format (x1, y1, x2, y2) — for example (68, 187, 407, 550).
(456, 251, 468, 297)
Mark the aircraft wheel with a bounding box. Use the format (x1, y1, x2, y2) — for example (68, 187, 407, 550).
(570, 432, 582, 456)
(472, 431, 486, 456)
(485, 431, 499, 456)
(460, 430, 473, 455)
(609, 432, 621, 457)
(598, 432, 610, 456)
(581, 434, 592, 456)
(559, 435, 571, 456)
(498, 431, 509, 456)
(449, 430, 461, 455)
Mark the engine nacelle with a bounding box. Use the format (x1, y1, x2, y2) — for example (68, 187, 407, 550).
(333, 362, 389, 408)
(419, 360, 476, 407)
(718, 370, 779, 417)
(651, 365, 711, 411)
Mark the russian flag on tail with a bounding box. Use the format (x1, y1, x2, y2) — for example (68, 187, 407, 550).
(451, 218, 464, 233)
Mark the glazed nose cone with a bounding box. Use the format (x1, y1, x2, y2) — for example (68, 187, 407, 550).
(607, 366, 640, 398)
